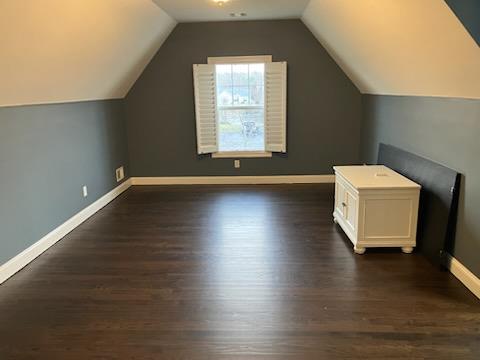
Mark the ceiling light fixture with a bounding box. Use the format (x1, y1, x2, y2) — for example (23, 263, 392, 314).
(213, 0, 229, 6)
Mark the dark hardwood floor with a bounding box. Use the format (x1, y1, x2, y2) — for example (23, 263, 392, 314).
(0, 185, 479, 359)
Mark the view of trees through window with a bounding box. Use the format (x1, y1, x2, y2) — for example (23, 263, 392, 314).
(216, 64, 265, 152)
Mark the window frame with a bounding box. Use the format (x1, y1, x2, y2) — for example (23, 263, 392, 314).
(208, 55, 273, 159)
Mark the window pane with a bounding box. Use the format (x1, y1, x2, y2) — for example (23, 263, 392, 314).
(215, 61, 266, 152)
(217, 86, 233, 106)
(216, 64, 232, 86)
(232, 64, 249, 86)
(218, 108, 265, 152)
(232, 86, 249, 106)
(249, 64, 264, 85)
(249, 85, 264, 105)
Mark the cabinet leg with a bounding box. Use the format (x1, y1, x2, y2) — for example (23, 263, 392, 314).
(354, 246, 366, 255)
(333, 217, 338, 224)
(402, 247, 414, 254)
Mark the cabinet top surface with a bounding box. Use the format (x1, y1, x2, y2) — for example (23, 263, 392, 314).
(334, 165, 421, 190)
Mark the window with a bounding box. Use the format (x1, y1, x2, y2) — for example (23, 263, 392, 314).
(216, 63, 265, 153)
(193, 56, 287, 158)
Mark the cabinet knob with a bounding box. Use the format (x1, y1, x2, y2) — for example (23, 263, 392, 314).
(342, 202, 347, 207)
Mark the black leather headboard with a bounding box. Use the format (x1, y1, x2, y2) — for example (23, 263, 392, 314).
(377, 143, 461, 267)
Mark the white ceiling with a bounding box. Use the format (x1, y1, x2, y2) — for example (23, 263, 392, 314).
(303, 0, 480, 99)
(152, 0, 310, 22)
(2, 0, 479, 107)
(0, 0, 176, 107)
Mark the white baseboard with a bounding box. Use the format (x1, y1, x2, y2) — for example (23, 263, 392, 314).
(0, 179, 132, 284)
(131, 175, 335, 185)
(446, 254, 480, 299)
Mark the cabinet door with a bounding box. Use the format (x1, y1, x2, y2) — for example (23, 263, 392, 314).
(335, 180, 346, 218)
(344, 189, 358, 233)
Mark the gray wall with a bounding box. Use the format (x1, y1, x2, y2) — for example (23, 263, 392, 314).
(361, 95, 480, 277)
(125, 20, 362, 176)
(445, 0, 480, 46)
(0, 100, 129, 265)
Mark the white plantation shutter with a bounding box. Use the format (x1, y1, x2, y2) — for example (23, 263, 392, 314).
(193, 64, 218, 154)
(265, 62, 287, 153)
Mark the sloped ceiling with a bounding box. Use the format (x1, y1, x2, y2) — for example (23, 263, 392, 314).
(0, 0, 176, 107)
(302, 0, 480, 99)
(1, 0, 479, 107)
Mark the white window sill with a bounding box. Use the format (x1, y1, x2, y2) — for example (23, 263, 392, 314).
(212, 151, 272, 159)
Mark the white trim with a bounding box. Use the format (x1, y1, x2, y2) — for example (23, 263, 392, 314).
(212, 151, 272, 159)
(0, 96, 124, 109)
(208, 55, 272, 64)
(131, 175, 335, 186)
(446, 254, 480, 299)
(0, 179, 132, 285)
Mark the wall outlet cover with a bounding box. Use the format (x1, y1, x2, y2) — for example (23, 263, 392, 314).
(116, 166, 125, 182)
(82, 186, 88, 198)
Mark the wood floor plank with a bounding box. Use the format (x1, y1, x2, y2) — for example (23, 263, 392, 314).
(0, 185, 479, 359)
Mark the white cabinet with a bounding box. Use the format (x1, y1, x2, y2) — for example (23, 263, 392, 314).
(333, 165, 421, 254)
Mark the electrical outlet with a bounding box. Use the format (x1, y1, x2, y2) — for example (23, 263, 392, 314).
(234, 160, 240, 169)
(116, 166, 125, 182)
(82, 185, 88, 198)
